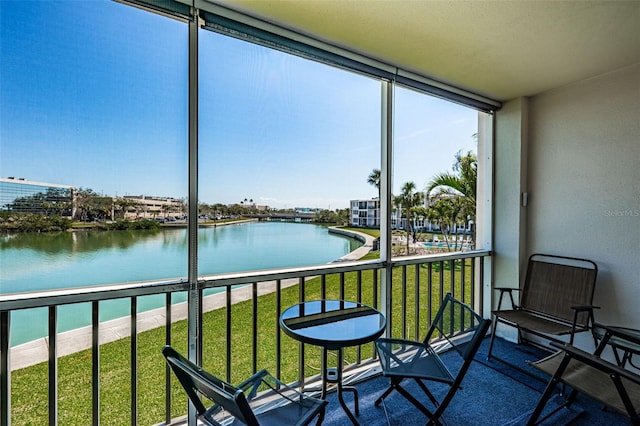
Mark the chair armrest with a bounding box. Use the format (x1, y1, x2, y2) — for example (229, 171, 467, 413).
(549, 341, 640, 385)
(494, 287, 519, 310)
(593, 322, 640, 347)
(568, 305, 599, 344)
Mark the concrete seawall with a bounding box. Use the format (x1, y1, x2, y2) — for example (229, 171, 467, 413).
(328, 227, 375, 261)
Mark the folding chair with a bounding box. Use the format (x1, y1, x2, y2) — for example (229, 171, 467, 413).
(375, 293, 491, 425)
(528, 324, 640, 425)
(162, 345, 327, 425)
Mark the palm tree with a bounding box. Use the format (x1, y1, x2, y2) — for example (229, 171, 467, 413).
(426, 151, 476, 201)
(394, 181, 423, 255)
(424, 196, 469, 251)
(367, 168, 381, 193)
(426, 151, 477, 248)
(367, 168, 382, 228)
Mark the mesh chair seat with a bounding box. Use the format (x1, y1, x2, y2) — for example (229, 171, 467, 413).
(493, 310, 580, 335)
(375, 338, 453, 384)
(163, 346, 327, 426)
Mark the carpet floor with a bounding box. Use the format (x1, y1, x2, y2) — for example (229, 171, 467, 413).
(322, 337, 631, 426)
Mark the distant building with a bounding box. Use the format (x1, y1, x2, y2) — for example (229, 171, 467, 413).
(121, 195, 184, 219)
(0, 177, 75, 217)
(294, 207, 320, 214)
(350, 198, 380, 227)
(350, 197, 460, 232)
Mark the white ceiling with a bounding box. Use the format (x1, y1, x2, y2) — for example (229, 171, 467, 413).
(218, 0, 640, 102)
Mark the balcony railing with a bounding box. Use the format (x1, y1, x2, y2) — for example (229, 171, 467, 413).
(0, 249, 489, 426)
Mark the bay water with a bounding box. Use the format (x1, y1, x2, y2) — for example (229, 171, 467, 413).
(0, 222, 360, 346)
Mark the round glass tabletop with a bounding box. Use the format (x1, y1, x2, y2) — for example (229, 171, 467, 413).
(280, 299, 386, 350)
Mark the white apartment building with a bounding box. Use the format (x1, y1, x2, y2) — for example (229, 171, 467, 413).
(349, 198, 380, 228)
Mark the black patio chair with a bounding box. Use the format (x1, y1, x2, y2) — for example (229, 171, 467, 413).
(162, 345, 327, 426)
(374, 293, 491, 426)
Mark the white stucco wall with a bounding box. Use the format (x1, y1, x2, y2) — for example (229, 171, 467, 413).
(492, 98, 529, 303)
(525, 64, 640, 328)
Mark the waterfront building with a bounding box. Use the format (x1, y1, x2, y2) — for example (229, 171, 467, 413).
(121, 195, 184, 219)
(294, 207, 320, 214)
(350, 198, 380, 228)
(0, 177, 75, 217)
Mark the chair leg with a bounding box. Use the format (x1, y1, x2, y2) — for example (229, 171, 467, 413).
(527, 379, 558, 425)
(315, 406, 325, 426)
(377, 378, 446, 425)
(415, 378, 439, 407)
(528, 354, 571, 426)
(395, 383, 435, 419)
(375, 383, 396, 407)
(487, 317, 498, 360)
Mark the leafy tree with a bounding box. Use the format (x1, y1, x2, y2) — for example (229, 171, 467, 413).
(113, 198, 139, 220)
(74, 188, 112, 221)
(314, 209, 340, 224)
(212, 203, 228, 219)
(312, 208, 349, 225)
(0, 213, 72, 233)
(335, 208, 350, 225)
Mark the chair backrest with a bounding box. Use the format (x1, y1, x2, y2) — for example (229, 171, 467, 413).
(520, 253, 597, 326)
(424, 293, 491, 363)
(162, 345, 259, 426)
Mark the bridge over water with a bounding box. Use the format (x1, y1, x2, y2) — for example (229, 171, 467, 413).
(248, 212, 316, 222)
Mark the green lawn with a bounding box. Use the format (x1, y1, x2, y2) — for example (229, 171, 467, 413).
(10, 257, 474, 425)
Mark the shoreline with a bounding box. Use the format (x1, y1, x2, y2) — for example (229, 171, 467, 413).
(9, 227, 374, 371)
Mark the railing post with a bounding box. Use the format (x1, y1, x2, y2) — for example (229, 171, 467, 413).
(130, 297, 138, 426)
(48, 306, 58, 426)
(1, 311, 10, 426)
(164, 294, 172, 425)
(92, 301, 100, 426)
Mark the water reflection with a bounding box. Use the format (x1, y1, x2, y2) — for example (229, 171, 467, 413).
(0, 228, 165, 253)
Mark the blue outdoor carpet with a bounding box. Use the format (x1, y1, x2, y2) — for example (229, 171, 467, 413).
(322, 337, 630, 426)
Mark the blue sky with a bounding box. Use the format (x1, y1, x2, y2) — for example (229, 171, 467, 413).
(1, 0, 477, 210)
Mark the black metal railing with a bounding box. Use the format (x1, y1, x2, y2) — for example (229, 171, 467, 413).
(0, 250, 489, 426)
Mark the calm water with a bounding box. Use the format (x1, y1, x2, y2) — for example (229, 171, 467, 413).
(1, 222, 361, 345)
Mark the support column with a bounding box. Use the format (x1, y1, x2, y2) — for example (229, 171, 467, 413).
(380, 81, 393, 335)
(187, 6, 201, 426)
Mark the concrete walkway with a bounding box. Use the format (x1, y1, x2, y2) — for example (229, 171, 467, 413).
(10, 227, 375, 371)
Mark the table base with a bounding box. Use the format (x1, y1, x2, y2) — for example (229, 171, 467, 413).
(318, 348, 361, 425)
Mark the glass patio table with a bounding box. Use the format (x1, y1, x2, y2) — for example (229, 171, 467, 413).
(280, 299, 387, 425)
